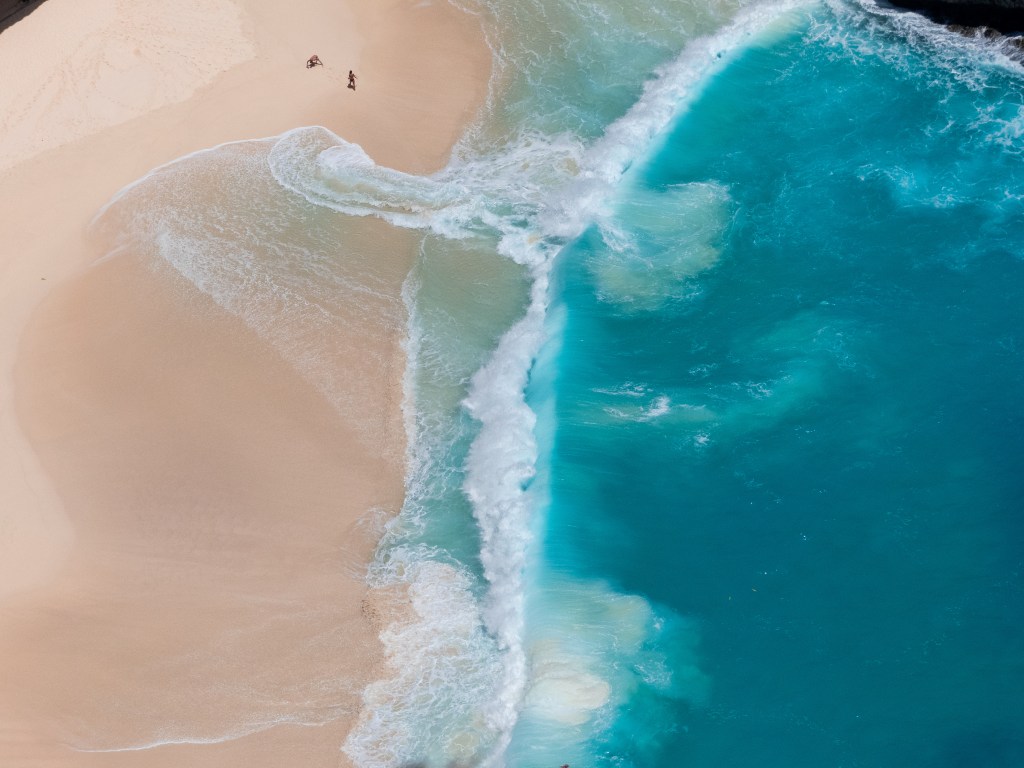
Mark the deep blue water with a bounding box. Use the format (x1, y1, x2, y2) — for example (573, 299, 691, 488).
(532, 18, 1024, 768)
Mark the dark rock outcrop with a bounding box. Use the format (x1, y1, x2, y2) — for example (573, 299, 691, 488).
(883, 0, 1024, 34)
(0, 0, 47, 34)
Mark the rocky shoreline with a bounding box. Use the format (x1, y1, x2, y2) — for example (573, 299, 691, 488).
(0, 0, 46, 34)
(883, 0, 1024, 35)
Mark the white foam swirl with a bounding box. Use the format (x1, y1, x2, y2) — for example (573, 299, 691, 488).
(259, 2, 817, 764)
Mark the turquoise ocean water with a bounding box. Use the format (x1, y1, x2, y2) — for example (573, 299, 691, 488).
(96, 0, 1024, 765)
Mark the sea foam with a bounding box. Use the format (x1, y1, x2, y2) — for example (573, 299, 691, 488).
(333, 3, 819, 765)
(91, 1, 821, 763)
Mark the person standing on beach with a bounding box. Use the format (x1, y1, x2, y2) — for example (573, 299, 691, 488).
(348, 70, 357, 90)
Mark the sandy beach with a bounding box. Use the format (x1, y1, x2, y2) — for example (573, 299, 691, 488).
(0, 0, 490, 765)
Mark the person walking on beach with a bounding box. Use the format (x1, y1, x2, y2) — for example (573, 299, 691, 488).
(306, 54, 322, 68)
(348, 70, 357, 90)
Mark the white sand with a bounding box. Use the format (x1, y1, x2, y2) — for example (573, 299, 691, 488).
(0, 0, 256, 174)
(0, 0, 492, 763)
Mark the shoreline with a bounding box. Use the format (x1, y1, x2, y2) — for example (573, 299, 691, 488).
(880, 0, 1024, 35)
(0, 0, 491, 763)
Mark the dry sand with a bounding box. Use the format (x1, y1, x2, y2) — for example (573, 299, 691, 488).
(0, 0, 491, 764)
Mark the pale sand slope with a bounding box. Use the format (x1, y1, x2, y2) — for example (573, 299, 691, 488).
(0, 0, 490, 764)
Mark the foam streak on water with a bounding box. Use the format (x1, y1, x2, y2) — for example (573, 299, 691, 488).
(86, 0, 820, 762)
(463, 4, 815, 763)
(327, 3, 822, 765)
(87, 0, 1024, 762)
